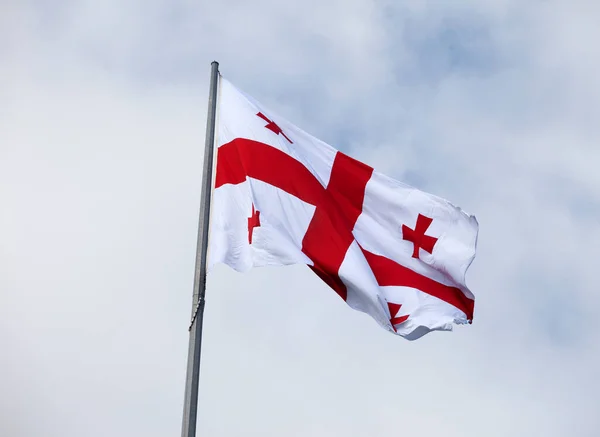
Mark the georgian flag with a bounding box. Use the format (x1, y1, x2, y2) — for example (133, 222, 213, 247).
(207, 76, 478, 340)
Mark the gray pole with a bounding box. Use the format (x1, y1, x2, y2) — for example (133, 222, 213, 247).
(181, 60, 219, 437)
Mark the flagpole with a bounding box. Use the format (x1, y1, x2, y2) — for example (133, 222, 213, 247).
(181, 60, 219, 437)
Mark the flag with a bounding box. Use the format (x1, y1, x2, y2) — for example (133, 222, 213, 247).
(207, 76, 478, 340)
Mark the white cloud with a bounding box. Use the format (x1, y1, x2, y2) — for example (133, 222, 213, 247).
(1, 1, 599, 436)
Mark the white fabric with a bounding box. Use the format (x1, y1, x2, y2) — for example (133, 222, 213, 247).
(208, 76, 479, 340)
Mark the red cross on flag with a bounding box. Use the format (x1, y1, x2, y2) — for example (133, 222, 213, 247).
(208, 77, 479, 340)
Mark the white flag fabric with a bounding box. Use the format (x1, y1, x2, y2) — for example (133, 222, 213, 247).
(207, 76, 478, 340)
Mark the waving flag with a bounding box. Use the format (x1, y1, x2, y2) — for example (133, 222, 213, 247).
(207, 77, 478, 340)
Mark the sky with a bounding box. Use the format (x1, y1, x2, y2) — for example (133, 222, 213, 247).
(1, 0, 600, 436)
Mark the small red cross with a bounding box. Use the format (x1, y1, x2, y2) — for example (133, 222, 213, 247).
(387, 302, 409, 332)
(402, 214, 438, 259)
(257, 112, 293, 144)
(248, 204, 261, 244)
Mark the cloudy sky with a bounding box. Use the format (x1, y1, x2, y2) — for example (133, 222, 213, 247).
(2, 0, 600, 436)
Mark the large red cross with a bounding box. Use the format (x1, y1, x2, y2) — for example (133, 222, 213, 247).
(215, 138, 474, 320)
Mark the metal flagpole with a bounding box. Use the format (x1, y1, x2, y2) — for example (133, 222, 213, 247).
(181, 60, 220, 437)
